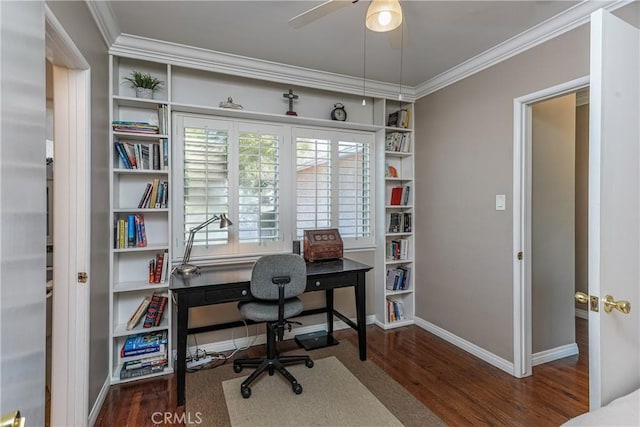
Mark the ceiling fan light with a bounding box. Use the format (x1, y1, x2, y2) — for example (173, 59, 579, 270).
(366, 0, 403, 33)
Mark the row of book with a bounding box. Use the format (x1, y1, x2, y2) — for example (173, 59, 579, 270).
(387, 109, 411, 129)
(387, 212, 412, 233)
(387, 238, 410, 260)
(120, 330, 168, 380)
(385, 132, 410, 152)
(390, 185, 411, 205)
(387, 298, 406, 322)
(157, 105, 169, 135)
(149, 251, 169, 284)
(112, 120, 159, 134)
(138, 179, 168, 209)
(114, 139, 168, 170)
(126, 293, 169, 331)
(115, 214, 147, 249)
(385, 266, 412, 291)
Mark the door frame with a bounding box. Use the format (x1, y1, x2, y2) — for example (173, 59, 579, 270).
(46, 7, 92, 427)
(512, 75, 589, 378)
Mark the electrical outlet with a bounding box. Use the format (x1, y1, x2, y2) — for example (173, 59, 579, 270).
(186, 356, 212, 369)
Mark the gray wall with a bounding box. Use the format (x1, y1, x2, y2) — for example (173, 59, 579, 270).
(45, 0, 110, 414)
(413, 3, 639, 362)
(0, 2, 46, 424)
(575, 104, 589, 304)
(531, 94, 576, 353)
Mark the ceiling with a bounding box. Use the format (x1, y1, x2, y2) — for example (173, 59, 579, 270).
(106, 1, 582, 87)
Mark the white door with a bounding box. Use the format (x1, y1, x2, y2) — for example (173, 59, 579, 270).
(589, 9, 640, 409)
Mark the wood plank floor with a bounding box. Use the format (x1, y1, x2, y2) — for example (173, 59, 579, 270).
(95, 319, 588, 426)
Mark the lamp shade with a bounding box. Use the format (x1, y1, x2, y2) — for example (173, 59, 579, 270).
(365, 0, 403, 33)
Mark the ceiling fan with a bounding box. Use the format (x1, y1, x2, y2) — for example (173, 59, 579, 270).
(288, 0, 408, 49)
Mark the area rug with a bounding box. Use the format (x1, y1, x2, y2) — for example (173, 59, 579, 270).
(185, 341, 444, 426)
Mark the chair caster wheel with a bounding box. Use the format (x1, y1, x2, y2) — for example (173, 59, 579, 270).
(233, 364, 242, 373)
(293, 383, 303, 394)
(241, 386, 251, 399)
(305, 359, 314, 368)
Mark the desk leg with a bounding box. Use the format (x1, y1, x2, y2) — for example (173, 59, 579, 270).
(176, 295, 188, 406)
(325, 288, 334, 335)
(355, 271, 367, 360)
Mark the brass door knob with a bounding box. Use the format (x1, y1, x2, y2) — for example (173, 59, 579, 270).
(603, 295, 631, 314)
(575, 291, 589, 304)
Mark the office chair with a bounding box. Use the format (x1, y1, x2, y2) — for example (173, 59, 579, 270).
(233, 254, 313, 399)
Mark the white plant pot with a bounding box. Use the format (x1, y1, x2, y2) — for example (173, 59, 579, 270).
(135, 87, 153, 99)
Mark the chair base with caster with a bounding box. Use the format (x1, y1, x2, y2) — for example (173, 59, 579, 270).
(233, 321, 313, 399)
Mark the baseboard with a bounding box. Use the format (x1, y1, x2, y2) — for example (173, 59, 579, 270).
(575, 308, 589, 320)
(180, 315, 377, 358)
(532, 343, 579, 366)
(88, 376, 110, 427)
(414, 316, 514, 375)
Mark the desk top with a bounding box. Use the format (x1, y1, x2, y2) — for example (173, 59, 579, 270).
(170, 257, 371, 291)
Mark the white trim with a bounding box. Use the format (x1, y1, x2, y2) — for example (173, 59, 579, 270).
(575, 308, 589, 320)
(512, 75, 589, 382)
(110, 33, 416, 102)
(84, 0, 119, 47)
(179, 315, 376, 356)
(415, 1, 629, 98)
(532, 343, 579, 366)
(414, 316, 514, 375)
(88, 377, 110, 427)
(45, 5, 89, 69)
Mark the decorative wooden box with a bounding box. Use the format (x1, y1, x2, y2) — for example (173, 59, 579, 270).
(303, 229, 343, 262)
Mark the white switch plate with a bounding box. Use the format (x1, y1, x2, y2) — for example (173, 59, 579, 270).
(496, 194, 506, 211)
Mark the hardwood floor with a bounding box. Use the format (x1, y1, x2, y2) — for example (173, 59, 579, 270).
(95, 319, 588, 426)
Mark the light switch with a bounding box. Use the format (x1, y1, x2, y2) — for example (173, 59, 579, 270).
(495, 194, 506, 211)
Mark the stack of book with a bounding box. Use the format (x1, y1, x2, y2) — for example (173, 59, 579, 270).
(120, 330, 168, 380)
(385, 266, 411, 290)
(114, 139, 168, 170)
(112, 121, 159, 134)
(387, 298, 405, 322)
(115, 214, 147, 249)
(126, 292, 169, 330)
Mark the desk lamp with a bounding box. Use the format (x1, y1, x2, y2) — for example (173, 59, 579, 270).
(176, 213, 232, 277)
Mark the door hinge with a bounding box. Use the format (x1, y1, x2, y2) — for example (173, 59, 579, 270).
(77, 272, 88, 283)
(517, 251, 523, 260)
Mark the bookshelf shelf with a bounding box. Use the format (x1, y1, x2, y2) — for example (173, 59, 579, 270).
(109, 55, 173, 384)
(386, 289, 413, 296)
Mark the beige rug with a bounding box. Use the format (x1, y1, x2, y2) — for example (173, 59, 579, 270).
(185, 341, 444, 426)
(223, 356, 403, 427)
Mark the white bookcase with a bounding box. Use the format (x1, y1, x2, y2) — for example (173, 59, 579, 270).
(109, 56, 173, 383)
(375, 100, 415, 329)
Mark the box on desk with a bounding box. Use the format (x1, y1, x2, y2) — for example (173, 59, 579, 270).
(303, 228, 343, 262)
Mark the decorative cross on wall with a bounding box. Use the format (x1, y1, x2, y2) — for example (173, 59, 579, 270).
(283, 88, 298, 116)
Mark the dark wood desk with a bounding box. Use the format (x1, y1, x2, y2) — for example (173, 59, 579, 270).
(169, 257, 372, 406)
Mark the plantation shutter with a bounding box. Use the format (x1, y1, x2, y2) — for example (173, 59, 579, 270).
(295, 136, 332, 239)
(338, 140, 372, 238)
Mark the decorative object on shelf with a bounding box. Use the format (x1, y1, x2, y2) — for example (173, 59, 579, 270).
(176, 213, 233, 277)
(219, 97, 243, 110)
(330, 103, 347, 121)
(303, 228, 343, 262)
(385, 163, 398, 178)
(283, 88, 299, 116)
(123, 70, 163, 99)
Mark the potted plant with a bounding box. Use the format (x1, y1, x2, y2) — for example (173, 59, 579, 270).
(123, 70, 163, 99)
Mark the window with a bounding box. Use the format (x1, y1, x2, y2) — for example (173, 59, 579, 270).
(174, 116, 375, 262)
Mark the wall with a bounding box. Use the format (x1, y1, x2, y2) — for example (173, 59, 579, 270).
(0, 1, 46, 424)
(531, 94, 576, 353)
(413, 3, 639, 362)
(575, 103, 589, 306)
(45, 0, 110, 414)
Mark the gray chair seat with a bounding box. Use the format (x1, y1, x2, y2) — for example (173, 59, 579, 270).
(239, 297, 303, 322)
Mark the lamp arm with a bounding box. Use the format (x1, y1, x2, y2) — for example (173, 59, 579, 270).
(181, 215, 221, 265)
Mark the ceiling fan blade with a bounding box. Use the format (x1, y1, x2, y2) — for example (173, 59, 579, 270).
(388, 21, 409, 49)
(288, 0, 355, 29)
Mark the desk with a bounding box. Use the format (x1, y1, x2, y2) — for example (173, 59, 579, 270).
(170, 257, 372, 406)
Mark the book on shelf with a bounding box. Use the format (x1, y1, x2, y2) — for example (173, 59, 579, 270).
(119, 362, 166, 380)
(387, 212, 402, 233)
(112, 121, 159, 134)
(402, 185, 411, 205)
(387, 239, 409, 260)
(149, 252, 166, 284)
(114, 214, 147, 248)
(115, 141, 166, 171)
(162, 138, 169, 169)
(138, 183, 153, 208)
(403, 212, 412, 232)
(157, 105, 168, 135)
(385, 266, 411, 290)
(148, 178, 160, 209)
(121, 343, 166, 360)
(153, 294, 168, 327)
(387, 109, 410, 129)
(385, 132, 410, 152)
(126, 297, 151, 330)
(387, 298, 405, 322)
(122, 354, 168, 372)
(143, 293, 162, 328)
(123, 330, 168, 351)
(390, 187, 403, 205)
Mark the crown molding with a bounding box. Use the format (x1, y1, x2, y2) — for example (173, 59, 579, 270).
(415, 0, 631, 99)
(110, 33, 416, 102)
(84, 0, 120, 47)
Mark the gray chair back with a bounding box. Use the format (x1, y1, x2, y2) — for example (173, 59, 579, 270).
(250, 254, 306, 300)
